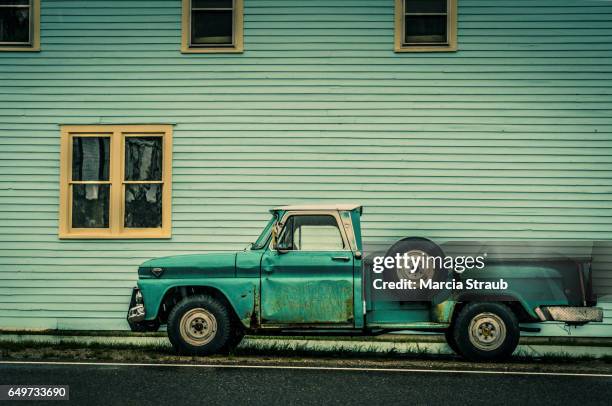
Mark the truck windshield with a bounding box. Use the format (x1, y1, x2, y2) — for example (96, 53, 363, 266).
(251, 216, 275, 250)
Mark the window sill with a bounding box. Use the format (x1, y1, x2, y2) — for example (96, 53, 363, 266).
(59, 230, 172, 239)
(0, 46, 40, 52)
(394, 45, 457, 53)
(181, 46, 243, 54)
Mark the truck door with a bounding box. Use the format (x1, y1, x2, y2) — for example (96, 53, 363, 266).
(261, 212, 355, 326)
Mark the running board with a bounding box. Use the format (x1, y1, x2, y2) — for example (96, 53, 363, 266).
(519, 326, 541, 333)
(252, 329, 390, 337)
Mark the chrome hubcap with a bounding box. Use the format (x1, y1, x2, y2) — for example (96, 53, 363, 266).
(180, 308, 217, 346)
(468, 312, 506, 351)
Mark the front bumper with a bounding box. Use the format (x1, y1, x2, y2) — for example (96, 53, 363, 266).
(128, 304, 145, 323)
(127, 288, 159, 332)
(127, 287, 145, 323)
(126, 287, 159, 332)
(535, 306, 604, 324)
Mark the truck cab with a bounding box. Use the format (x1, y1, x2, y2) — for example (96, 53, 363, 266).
(128, 204, 603, 361)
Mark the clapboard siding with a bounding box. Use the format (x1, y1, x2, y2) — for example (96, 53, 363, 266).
(0, 0, 612, 334)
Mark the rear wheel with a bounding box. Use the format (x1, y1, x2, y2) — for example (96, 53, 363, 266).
(444, 328, 460, 355)
(167, 295, 232, 356)
(452, 302, 519, 361)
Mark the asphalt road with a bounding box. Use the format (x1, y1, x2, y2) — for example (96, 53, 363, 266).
(0, 362, 611, 406)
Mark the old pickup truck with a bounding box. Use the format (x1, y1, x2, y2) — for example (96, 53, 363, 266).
(128, 204, 603, 361)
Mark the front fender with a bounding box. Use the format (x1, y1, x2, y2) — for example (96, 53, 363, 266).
(138, 278, 259, 328)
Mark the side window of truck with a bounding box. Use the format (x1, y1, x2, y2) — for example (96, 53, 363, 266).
(279, 215, 345, 251)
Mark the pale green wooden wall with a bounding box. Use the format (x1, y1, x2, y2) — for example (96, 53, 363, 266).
(0, 0, 611, 335)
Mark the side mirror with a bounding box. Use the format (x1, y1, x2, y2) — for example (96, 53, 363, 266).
(276, 241, 291, 254)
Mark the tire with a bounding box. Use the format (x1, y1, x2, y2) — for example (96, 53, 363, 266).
(444, 329, 460, 355)
(167, 295, 232, 356)
(452, 302, 520, 361)
(383, 237, 448, 301)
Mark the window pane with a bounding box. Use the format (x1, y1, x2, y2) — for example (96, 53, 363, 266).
(278, 216, 294, 248)
(287, 215, 344, 251)
(295, 225, 344, 251)
(192, 0, 232, 8)
(0, 6, 29, 43)
(72, 184, 110, 228)
(405, 0, 447, 14)
(125, 137, 162, 181)
(0, 1, 31, 6)
(72, 137, 110, 181)
(405, 15, 447, 43)
(191, 10, 233, 45)
(125, 184, 162, 228)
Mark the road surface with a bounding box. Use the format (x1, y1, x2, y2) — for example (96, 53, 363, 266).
(0, 361, 610, 405)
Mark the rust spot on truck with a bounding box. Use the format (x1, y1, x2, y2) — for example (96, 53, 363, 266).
(431, 301, 454, 323)
(249, 287, 261, 329)
(261, 280, 353, 324)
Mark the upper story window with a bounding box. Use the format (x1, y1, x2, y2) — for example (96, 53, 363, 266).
(59, 125, 173, 239)
(0, 0, 39, 51)
(395, 0, 457, 52)
(182, 0, 244, 53)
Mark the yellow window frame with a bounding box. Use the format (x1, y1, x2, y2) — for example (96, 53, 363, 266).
(59, 125, 173, 239)
(394, 0, 457, 53)
(181, 0, 244, 53)
(0, 0, 40, 52)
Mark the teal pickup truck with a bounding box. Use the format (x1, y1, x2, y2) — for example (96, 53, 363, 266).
(128, 204, 603, 361)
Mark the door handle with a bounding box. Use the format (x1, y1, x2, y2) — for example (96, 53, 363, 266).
(332, 256, 351, 262)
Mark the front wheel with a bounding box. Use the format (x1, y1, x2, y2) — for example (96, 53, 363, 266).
(167, 295, 232, 355)
(452, 302, 520, 361)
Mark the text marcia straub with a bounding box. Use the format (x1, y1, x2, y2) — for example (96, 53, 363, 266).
(372, 278, 509, 291)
